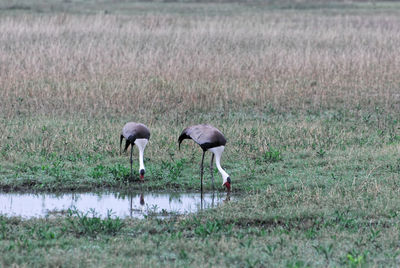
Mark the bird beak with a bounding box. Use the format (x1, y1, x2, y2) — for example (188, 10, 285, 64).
(139, 169, 145, 181)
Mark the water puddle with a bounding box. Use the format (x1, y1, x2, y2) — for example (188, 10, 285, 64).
(0, 191, 231, 219)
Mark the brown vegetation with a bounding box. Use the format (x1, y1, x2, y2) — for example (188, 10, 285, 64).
(1, 10, 399, 119)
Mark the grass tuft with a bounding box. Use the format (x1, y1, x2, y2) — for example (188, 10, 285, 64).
(66, 208, 124, 237)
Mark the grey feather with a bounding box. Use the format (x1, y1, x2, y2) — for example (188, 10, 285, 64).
(122, 122, 150, 142)
(179, 124, 226, 150)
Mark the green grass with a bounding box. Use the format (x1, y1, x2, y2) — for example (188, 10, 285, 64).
(1, 0, 400, 266)
(1, 109, 399, 266)
(1, 109, 398, 193)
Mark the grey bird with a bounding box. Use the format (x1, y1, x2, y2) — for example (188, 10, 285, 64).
(178, 124, 231, 192)
(120, 122, 150, 181)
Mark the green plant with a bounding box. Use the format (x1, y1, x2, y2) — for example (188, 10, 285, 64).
(108, 163, 129, 179)
(194, 220, 230, 237)
(347, 253, 365, 267)
(89, 165, 107, 179)
(313, 243, 333, 262)
(160, 159, 186, 181)
(263, 148, 282, 163)
(0, 216, 7, 240)
(66, 208, 124, 237)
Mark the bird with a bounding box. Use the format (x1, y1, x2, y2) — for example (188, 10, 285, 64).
(120, 122, 150, 181)
(178, 124, 231, 192)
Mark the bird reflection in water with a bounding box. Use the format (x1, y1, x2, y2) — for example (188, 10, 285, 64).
(200, 191, 230, 210)
(129, 193, 145, 218)
(139, 194, 145, 206)
(224, 192, 230, 203)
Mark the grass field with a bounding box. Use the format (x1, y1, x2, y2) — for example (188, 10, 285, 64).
(1, 0, 400, 266)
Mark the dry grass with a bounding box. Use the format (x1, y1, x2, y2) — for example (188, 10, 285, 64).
(1, 9, 400, 119)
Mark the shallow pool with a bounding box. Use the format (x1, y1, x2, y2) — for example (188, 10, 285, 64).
(0, 191, 231, 219)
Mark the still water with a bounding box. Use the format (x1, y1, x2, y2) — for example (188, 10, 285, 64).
(0, 191, 231, 219)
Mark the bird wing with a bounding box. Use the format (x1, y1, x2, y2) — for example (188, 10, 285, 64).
(122, 123, 150, 141)
(184, 125, 211, 145)
(180, 124, 226, 149)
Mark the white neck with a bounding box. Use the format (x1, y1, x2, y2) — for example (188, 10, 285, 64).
(134, 139, 148, 171)
(208, 146, 229, 184)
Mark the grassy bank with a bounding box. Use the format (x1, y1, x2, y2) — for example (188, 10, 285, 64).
(1, 109, 399, 194)
(0, 0, 400, 266)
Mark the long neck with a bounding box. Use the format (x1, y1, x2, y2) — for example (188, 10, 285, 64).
(215, 153, 229, 179)
(209, 146, 229, 181)
(139, 148, 144, 170)
(134, 139, 148, 171)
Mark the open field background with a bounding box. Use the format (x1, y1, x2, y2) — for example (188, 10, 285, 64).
(1, 0, 400, 266)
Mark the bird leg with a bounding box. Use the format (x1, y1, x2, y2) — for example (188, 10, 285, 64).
(200, 150, 205, 194)
(210, 153, 215, 190)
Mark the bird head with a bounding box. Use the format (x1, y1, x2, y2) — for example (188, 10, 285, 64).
(139, 169, 145, 181)
(178, 132, 190, 150)
(222, 176, 231, 192)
